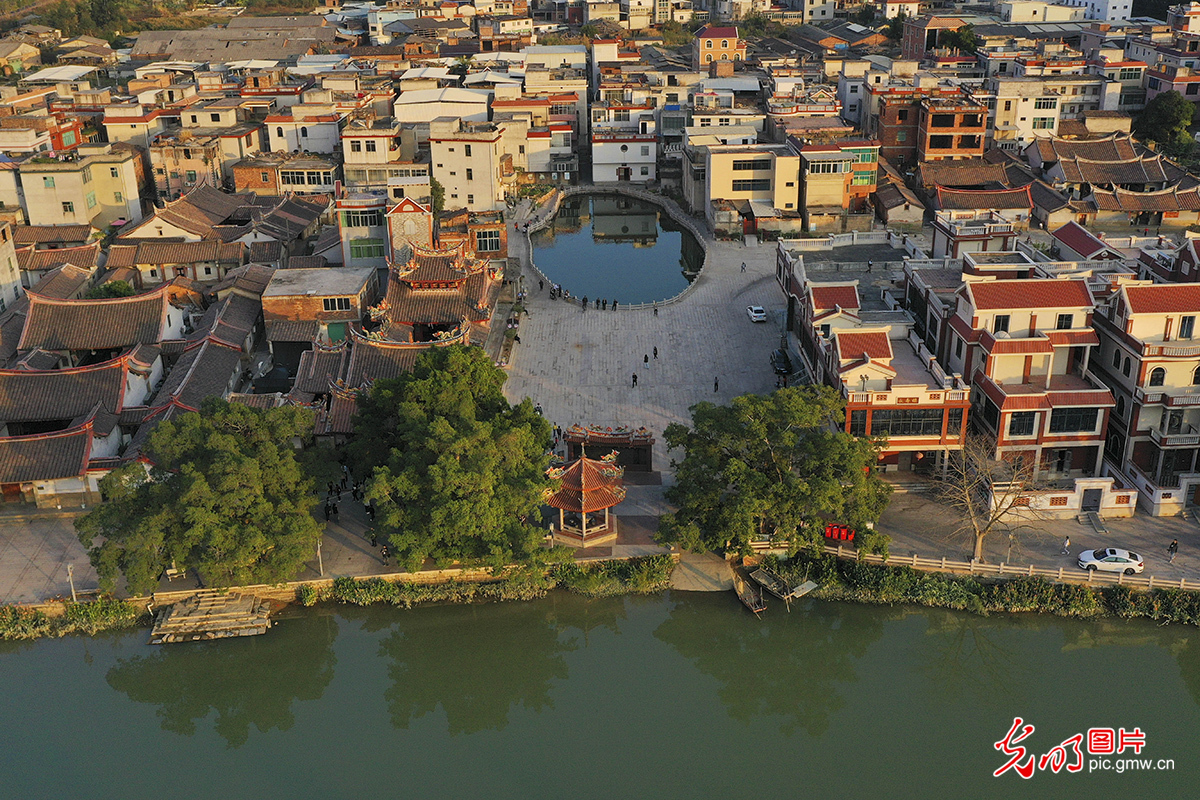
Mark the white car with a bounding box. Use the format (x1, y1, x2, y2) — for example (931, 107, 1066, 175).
(1078, 547, 1144, 575)
(746, 305, 767, 323)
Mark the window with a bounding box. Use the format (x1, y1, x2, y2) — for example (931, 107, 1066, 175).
(1034, 97, 1057, 109)
(641, 146, 650, 156)
(276, 127, 283, 138)
(1004, 100, 1012, 111)
(1119, 68, 1140, 80)
(897, 109, 909, 121)
(476, 229, 501, 252)
(260, 171, 269, 183)
(1123, 357, 1131, 377)
(322, 297, 353, 312)
(464, 144, 472, 157)
(955, 337, 964, 358)
(114, 191, 123, 203)
(896, 131, 907, 142)
(1149, 367, 1166, 387)
(85, 191, 96, 209)
(732, 159, 771, 171)
(640, 166, 649, 175)
(1032, 118, 1055, 129)
(808, 161, 845, 174)
(705, 39, 713, 48)
(350, 140, 362, 152)
(365, 140, 376, 153)
(300, 127, 308, 138)
(1181, 316, 1195, 339)
(61, 201, 73, 213)
(869, 408, 946, 437)
(1048, 407, 1098, 433)
(42, 176, 54, 189)
(190, 115, 198, 124)
(852, 172, 874, 185)
(348, 238, 385, 259)
(994, 315, 1010, 333)
(211, 112, 221, 123)
(731, 179, 771, 191)
(1112, 348, 1121, 369)
(849, 409, 867, 436)
(185, 170, 196, 184)
(1009, 411, 1037, 436)
(466, 168, 473, 181)
(721, 39, 728, 47)
(204, 266, 212, 276)
(1116, 396, 1126, 417)
(1188, 84, 1199, 97)
(80, 166, 92, 183)
(467, 194, 474, 205)
(110, 167, 119, 179)
(341, 210, 384, 227)
(1056, 313, 1073, 330)
(1193, 365, 1200, 386)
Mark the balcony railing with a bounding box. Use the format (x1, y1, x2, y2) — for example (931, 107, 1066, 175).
(1143, 342, 1200, 357)
(946, 220, 1013, 236)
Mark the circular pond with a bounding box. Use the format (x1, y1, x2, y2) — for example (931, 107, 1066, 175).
(530, 193, 703, 305)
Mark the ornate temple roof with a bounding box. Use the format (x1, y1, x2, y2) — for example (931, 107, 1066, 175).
(543, 453, 627, 513)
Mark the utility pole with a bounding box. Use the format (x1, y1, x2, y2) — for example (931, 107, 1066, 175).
(317, 538, 324, 577)
(67, 563, 77, 603)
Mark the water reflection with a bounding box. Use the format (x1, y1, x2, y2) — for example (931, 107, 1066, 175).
(531, 194, 698, 304)
(654, 595, 887, 735)
(379, 602, 574, 735)
(106, 612, 338, 747)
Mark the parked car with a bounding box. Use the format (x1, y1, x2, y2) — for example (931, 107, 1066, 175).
(1077, 547, 1144, 575)
(746, 305, 767, 323)
(770, 348, 792, 375)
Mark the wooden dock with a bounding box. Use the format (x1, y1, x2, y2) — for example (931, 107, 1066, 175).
(149, 590, 272, 644)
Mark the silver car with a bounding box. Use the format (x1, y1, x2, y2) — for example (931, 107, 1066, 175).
(746, 305, 767, 323)
(1078, 547, 1144, 575)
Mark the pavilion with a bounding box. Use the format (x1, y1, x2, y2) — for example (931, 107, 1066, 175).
(543, 452, 626, 547)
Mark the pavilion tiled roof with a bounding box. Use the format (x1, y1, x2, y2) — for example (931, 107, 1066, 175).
(0, 358, 127, 422)
(384, 273, 496, 325)
(1124, 284, 1200, 314)
(18, 285, 172, 352)
(936, 185, 1032, 211)
(0, 423, 92, 482)
(966, 279, 1092, 311)
(344, 337, 425, 385)
(28, 264, 91, 298)
(1092, 187, 1200, 212)
(228, 392, 286, 409)
(16, 243, 101, 273)
(544, 456, 627, 513)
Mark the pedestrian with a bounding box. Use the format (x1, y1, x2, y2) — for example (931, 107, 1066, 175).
(613, 300, 618, 311)
(323, 503, 331, 521)
(327, 481, 335, 495)
(381, 544, 390, 566)
(332, 502, 339, 521)
(602, 299, 607, 310)
(595, 298, 601, 309)
(868, 260, 874, 271)
(741, 262, 746, 272)
(714, 376, 719, 392)
(653, 306, 658, 316)
(1169, 539, 1180, 563)
(632, 373, 638, 387)
(653, 346, 658, 359)
(539, 279, 544, 291)
(341, 474, 348, 490)
(367, 502, 376, 521)
(644, 354, 649, 364)
(582, 295, 588, 310)
(1060, 536, 1071, 555)
(369, 530, 378, 548)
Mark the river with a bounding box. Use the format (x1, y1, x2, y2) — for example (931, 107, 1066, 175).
(2, 592, 1197, 798)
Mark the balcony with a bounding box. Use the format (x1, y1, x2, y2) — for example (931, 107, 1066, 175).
(1133, 386, 1200, 406)
(1150, 424, 1200, 447)
(946, 219, 1013, 237)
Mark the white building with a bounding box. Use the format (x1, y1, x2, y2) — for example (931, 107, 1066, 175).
(1062, 0, 1132, 21)
(592, 131, 658, 183)
(429, 117, 510, 211)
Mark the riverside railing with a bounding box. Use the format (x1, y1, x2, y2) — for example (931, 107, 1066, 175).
(819, 542, 1200, 592)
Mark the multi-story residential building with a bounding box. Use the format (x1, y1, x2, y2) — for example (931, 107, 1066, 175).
(336, 193, 390, 270)
(149, 134, 223, 200)
(692, 25, 746, 70)
(944, 276, 1116, 484)
(231, 152, 340, 196)
(0, 222, 23, 311)
(683, 135, 800, 232)
(429, 118, 510, 211)
(592, 130, 658, 183)
(900, 17, 968, 61)
(1095, 282, 1200, 514)
(930, 206, 1021, 258)
(340, 116, 423, 194)
(18, 143, 143, 228)
(798, 140, 880, 229)
(917, 95, 987, 162)
(263, 266, 379, 371)
(1063, 0, 1132, 21)
(865, 82, 968, 168)
(972, 73, 1116, 151)
(265, 108, 343, 154)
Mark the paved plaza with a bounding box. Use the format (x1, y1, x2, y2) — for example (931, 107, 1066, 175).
(0, 513, 97, 604)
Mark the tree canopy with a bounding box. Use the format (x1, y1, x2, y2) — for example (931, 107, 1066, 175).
(76, 399, 323, 595)
(1134, 90, 1197, 147)
(657, 386, 892, 555)
(84, 280, 135, 300)
(349, 345, 552, 572)
(940, 24, 978, 54)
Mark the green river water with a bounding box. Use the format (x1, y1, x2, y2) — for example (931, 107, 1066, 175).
(3, 592, 1198, 799)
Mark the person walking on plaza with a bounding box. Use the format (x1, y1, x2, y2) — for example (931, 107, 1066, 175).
(653, 346, 658, 359)
(602, 299, 607, 310)
(653, 306, 658, 316)
(1060, 536, 1071, 555)
(380, 545, 390, 566)
(612, 300, 618, 311)
(714, 376, 719, 392)
(741, 262, 746, 272)
(632, 373, 638, 387)
(1169, 539, 1180, 563)
(581, 296, 588, 311)
(644, 354, 649, 365)
(369, 529, 378, 548)
(539, 279, 544, 291)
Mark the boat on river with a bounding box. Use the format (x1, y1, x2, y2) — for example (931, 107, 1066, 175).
(732, 569, 766, 616)
(750, 567, 819, 610)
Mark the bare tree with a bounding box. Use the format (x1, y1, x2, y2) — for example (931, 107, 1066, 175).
(936, 436, 1048, 562)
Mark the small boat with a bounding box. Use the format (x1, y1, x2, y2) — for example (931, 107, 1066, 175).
(751, 567, 819, 611)
(732, 568, 766, 616)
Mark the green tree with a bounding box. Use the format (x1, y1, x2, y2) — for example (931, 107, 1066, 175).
(84, 280, 135, 299)
(76, 399, 323, 595)
(940, 23, 978, 54)
(349, 345, 552, 571)
(657, 386, 891, 555)
(1134, 90, 1197, 145)
(885, 13, 907, 42)
(430, 176, 445, 214)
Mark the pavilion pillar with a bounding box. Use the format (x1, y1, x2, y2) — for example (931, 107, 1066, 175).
(559, 508, 564, 541)
(605, 506, 610, 531)
(581, 510, 587, 542)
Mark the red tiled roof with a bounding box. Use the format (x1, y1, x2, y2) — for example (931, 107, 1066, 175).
(18, 285, 173, 352)
(948, 313, 983, 343)
(544, 456, 626, 513)
(1124, 284, 1200, 314)
(967, 279, 1092, 311)
(1045, 329, 1100, 347)
(937, 185, 1032, 211)
(1047, 389, 1115, 408)
(1051, 221, 1108, 258)
(0, 358, 128, 423)
(809, 284, 859, 311)
(835, 331, 893, 362)
(698, 25, 739, 38)
(0, 423, 91, 482)
(980, 330, 1054, 355)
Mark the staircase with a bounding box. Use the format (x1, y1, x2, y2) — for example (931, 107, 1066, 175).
(1078, 511, 1109, 535)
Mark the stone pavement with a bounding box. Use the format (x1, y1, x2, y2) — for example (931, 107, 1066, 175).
(0, 512, 96, 604)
